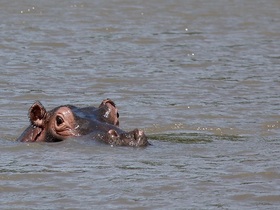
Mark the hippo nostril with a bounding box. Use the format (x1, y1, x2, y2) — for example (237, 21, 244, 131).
(108, 129, 119, 137)
(138, 129, 144, 137)
(133, 129, 139, 140)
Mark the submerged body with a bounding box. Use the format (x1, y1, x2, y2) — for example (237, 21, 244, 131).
(17, 99, 149, 147)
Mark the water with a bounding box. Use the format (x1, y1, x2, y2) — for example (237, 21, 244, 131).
(1, 0, 280, 209)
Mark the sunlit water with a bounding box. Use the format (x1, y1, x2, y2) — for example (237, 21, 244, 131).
(1, 0, 280, 209)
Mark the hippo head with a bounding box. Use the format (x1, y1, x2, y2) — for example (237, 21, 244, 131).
(17, 99, 149, 147)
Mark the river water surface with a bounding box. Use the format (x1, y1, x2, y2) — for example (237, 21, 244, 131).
(1, 0, 280, 209)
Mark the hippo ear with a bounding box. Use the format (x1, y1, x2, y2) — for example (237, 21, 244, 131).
(99, 99, 116, 108)
(28, 101, 47, 127)
(99, 99, 119, 126)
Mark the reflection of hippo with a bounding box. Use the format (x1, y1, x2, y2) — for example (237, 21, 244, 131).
(17, 99, 149, 147)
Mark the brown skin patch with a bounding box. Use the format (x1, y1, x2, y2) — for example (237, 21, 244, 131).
(47, 106, 80, 140)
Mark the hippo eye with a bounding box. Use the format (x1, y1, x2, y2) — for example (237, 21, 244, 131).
(56, 116, 64, 126)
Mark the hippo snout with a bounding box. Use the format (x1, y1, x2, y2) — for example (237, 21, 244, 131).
(107, 128, 149, 147)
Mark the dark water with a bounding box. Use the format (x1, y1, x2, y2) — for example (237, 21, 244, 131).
(1, 0, 280, 209)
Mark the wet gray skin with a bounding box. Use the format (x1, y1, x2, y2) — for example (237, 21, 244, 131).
(17, 99, 149, 147)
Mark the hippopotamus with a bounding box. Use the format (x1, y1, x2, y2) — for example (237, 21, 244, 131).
(17, 99, 149, 147)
